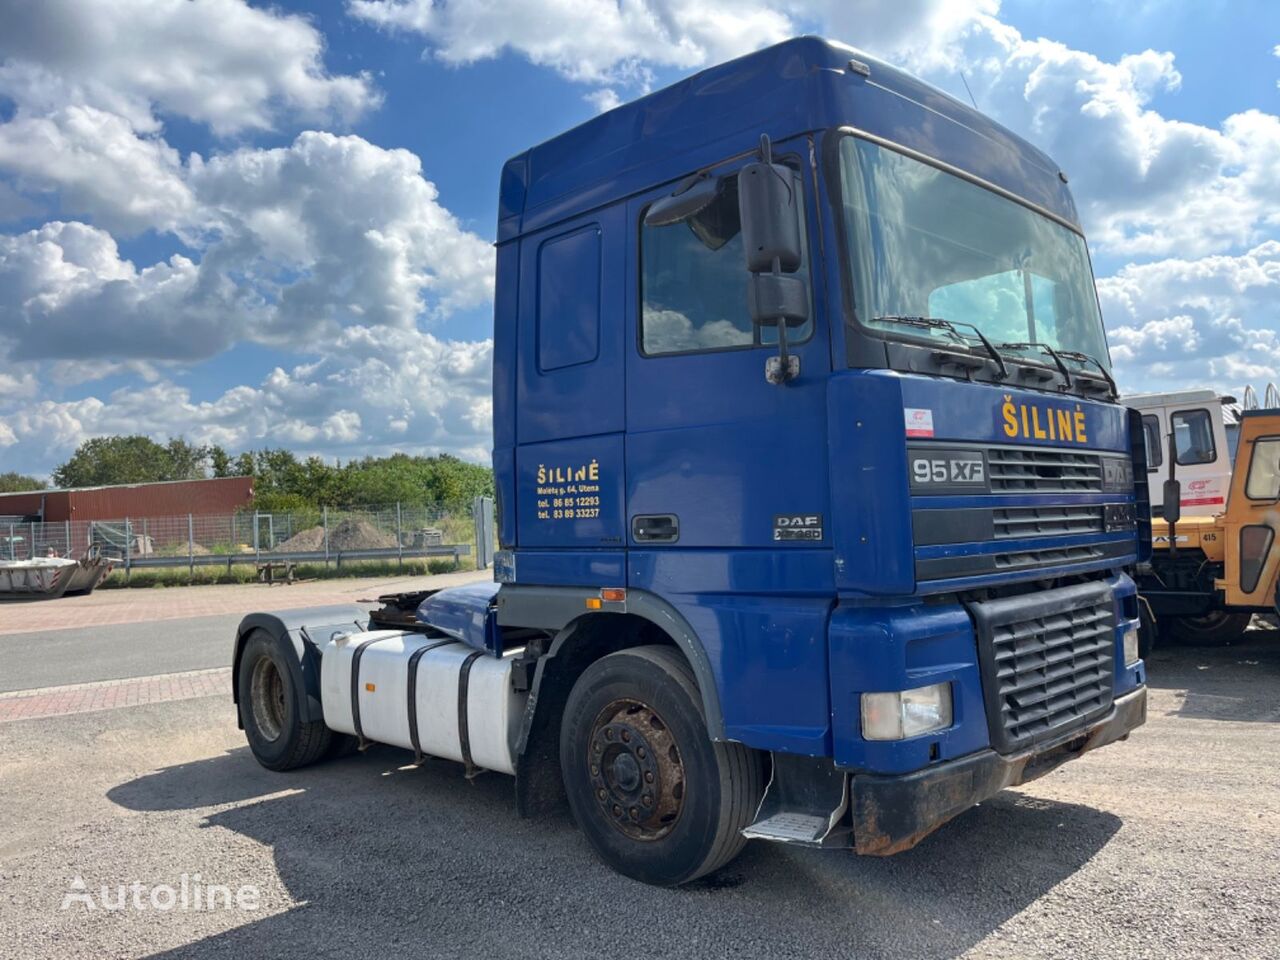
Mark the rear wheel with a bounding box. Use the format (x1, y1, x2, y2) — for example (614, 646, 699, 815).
(1165, 610, 1253, 645)
(560, 646, 763, 886)
(237, 630, 332, 771)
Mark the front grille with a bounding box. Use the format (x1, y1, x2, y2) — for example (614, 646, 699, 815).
(993, 505, 1104, 539)
(969, 582, 1115, 752)
(993, 543, 1106, 570)
(988, 448, 1104, 493)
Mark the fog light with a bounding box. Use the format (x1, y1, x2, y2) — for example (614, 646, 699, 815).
(1123, 625, 1140, 665)
(861, 683, 953, 741)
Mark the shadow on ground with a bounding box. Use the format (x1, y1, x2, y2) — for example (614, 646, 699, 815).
(110, 741, 1122, 960)
(1145, 622, 1280, 723)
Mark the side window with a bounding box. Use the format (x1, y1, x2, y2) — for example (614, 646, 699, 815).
(1142, 415, 1163, 470)
(538, 226, 601, 371)
(1172, 409, 1216, 466)
(1246, 438, 1280, 500)
(640, 171, 811, 356)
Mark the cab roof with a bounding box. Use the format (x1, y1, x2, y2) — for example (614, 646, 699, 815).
(498, 36, 1079, 242)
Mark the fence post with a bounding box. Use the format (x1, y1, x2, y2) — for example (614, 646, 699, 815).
(254, 510, 261, 568)
(323, 507, 330, 569)
(188, 514, 195, 579)
(141, 517, 148, 555)
(8, 523, 13, 560)
(125, 515, 132, 583)
(396, 502, 403, 573)
(64, 520, 71, 559)
(29, 520, 36, 560)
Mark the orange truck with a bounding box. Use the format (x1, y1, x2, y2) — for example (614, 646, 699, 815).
(1137, 404, 1280, 653)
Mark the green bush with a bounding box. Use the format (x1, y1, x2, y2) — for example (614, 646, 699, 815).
(98, 553, 476, 589)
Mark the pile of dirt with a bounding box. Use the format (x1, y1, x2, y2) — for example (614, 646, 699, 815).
(276, 518, 398, 553)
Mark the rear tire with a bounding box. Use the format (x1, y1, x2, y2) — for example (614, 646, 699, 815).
(559, 645, 763, 886)
(237, 630, 332, 771)
(1165, 611, 1253, 645)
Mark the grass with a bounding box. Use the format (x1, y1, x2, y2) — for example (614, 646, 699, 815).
(99, 555, 472, 589)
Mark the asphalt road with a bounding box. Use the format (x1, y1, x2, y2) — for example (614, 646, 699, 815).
(0, 613, 242, 692)
(1, 614, 1277, 959)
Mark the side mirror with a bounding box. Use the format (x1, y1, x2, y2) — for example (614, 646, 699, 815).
(738, 135, 805, 385)
(748, 273, 808, 327)
(738, 161, 802, 273)
(644, 175, 721, 228)
(1162, 479, 1182, 525)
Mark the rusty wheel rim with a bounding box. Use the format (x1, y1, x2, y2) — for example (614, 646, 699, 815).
(587, 698, 685, 841)
(249, 657, 286, 742)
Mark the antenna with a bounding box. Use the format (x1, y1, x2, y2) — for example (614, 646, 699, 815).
(959, 71, 978, 110)
(1266, 382, 1280, 410)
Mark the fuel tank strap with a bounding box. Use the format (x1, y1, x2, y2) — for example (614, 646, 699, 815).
(406, 639, 456, 765)
(349, 636, 384, 750)
(457, 651, 486, 778)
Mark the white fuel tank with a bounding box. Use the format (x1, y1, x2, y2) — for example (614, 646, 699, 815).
(318, 629, 525, 775)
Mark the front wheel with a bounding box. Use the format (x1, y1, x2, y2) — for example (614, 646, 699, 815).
(1165, 611, 1253, 645)
(237, 630, 332, 771)
(560, 646, 763, 886)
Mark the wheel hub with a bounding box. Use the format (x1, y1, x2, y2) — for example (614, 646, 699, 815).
(588, 698, 685, 841)
(249, 656, 286, 742)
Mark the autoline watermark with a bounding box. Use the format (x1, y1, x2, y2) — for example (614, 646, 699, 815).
(62, 874, 260, 912)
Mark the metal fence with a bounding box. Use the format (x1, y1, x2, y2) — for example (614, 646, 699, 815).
(0, 499, 496, 578)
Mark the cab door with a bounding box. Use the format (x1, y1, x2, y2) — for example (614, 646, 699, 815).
(623, 146, 833, 565)
(1221, 415, 1280, 608)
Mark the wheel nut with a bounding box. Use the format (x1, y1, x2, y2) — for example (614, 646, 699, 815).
(642, 794, 652, 807)
(612, 804, 622, 817)
(621, 730, 631, 742)
(597, 788, 607, 801)
(636, 747, 645, 759)
(590, 765, 599, 776)
(604, 729, 613, 741)
(629, 807, 639, 820)
(644, 771, 654, 783)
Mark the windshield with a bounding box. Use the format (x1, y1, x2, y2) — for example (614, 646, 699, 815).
(837, 135, 1111, 370)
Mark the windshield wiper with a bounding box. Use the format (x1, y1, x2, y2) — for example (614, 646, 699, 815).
(996, 341, 1072, 388)
(872, 315, 1008, 379)
(1055, 350, 1117, 398)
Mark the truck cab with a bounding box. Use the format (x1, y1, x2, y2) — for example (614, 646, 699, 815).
(1128, 390, 1234, 518)
(232, 37, 1149, 886)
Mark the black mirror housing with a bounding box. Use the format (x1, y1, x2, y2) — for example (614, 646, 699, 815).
(738, 161, 802, 273)
(748, 273, 808, 327)
(644, 175, 722, 227)
(1162, 479, 1182, 525)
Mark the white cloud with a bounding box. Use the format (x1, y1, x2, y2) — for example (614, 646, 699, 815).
(348, 0, 995, 103)
(1099, 241, 1280, 395)
(0, 0, 380, 136)
(0, 133, 495, 364)
(584, 88, 622, 113)
(0, 105, 197, 236)
(0, 328, 494, 470)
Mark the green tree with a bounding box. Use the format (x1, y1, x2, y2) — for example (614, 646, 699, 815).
(0, 471, 45, 493)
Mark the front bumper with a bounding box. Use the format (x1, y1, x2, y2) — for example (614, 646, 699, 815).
(848, 685, 1147, 855)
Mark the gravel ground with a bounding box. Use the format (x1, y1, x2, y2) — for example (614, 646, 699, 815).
(0, 625, 1276, 960)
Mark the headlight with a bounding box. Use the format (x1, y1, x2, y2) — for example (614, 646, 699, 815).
(861, 683, 953, 741)
(1123, 625, 1140, 665)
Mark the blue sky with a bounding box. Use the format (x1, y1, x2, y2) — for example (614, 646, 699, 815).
(1, 0, 1278, 476)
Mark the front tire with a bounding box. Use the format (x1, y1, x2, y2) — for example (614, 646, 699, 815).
(559, 645, 763, 886)
(237, 630, 332, 771)
(1165, 610, 1253, 645)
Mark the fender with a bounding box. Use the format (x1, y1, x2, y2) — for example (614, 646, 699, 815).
(495, 585, 724, 739)
(231, 605, 369, 727)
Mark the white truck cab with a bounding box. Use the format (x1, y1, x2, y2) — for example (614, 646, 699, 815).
(1127, 389, 1233, 517)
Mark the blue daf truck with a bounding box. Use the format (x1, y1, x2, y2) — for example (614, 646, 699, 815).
(232, 37, 1151, 886)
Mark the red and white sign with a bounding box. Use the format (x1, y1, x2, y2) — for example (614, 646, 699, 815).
(1182, 478, 1225, 508)
(904, 408, 935, 438)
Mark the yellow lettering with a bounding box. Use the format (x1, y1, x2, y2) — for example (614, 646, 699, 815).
(1057, 409, 1073, 442)
(1031, 406, 1047, 439)
(1047, 407, 1056, 440)
(1074, 409, 1087, 443)
(536, 465, 546, 484)
(1002, 397, 1018, 437)
(1020, 405, 1030, 437)
(589, 459, 600, 481)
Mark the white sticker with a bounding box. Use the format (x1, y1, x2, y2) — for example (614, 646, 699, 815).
(904, 407, 935, 438)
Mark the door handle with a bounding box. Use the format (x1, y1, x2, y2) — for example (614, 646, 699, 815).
(633, 514, 679, 543)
